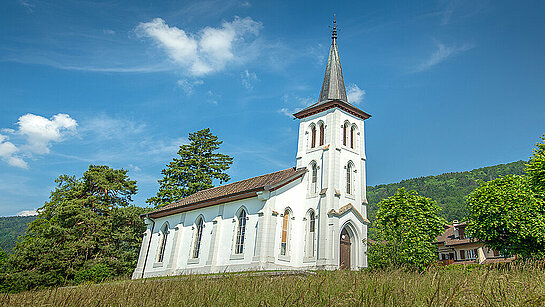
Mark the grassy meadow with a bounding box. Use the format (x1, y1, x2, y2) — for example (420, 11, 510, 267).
(2, 263, 545, 306)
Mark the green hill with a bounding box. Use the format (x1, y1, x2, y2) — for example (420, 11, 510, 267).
(0, 216, 37, 253)
(366, 160, 527, 224)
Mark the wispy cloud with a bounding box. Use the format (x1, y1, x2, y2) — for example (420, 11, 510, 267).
(241, 70, 258, 89)
(136, 17, 262, 77)
(347, 84, 365, 104)
(17, 0, 35, 12)
(177, 79, 204, 95)
(413, 42, 473, 72)
(278, 95, 315, 117)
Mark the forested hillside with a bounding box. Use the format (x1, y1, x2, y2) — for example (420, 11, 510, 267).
(366, 160, 526, 224)
(0, 216, 37, 253)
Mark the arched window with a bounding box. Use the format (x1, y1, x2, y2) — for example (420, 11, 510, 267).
(157, 223, 169, 263)
(319, 122, 325, 146)
(306, 210, 316, 257)
(310, 162, 318, 194)
(235, 209, 247, 254)
(350, 126, 355, 149)
(311, 125, 316, 148)
(343, 122, 348, 146)
(280, 209, 290, 256)
(192, 217, 204, 259)
(346, 163, 353, 195)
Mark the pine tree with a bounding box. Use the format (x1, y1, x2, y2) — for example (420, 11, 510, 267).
(527, 133, 545, 200)
(147, 128, 234, 208)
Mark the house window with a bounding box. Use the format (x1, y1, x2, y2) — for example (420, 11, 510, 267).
(310, 162, 318, 194)
(350, 126, 355, 149)
(466, 249, 477, 259)
(192, 218, 204, 259)
(346, 163, 353, 195)
(319, 123, 325, 146)
(235, 210, 247, 254)
(306, 211, 316, 257)
(460, 249, 466, 260)
(280, 210, 290, 256)
(311, 125, 316, 148)
(157, 223, 169, 263)
(459, 228, 466, 239)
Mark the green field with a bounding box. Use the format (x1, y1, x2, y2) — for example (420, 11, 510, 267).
(2, 263, 545, 306)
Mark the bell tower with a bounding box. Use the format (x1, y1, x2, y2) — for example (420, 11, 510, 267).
(293, 18, 371, 268)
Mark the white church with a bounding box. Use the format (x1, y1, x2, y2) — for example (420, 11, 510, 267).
(133, 23, 372, 279)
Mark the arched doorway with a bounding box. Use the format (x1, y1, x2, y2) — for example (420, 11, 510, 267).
(340, 228, 351, 269)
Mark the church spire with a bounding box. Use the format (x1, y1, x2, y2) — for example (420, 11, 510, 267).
(318, 16, 348, 103)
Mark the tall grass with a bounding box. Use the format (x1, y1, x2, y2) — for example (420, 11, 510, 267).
(2, 262, 545, 306)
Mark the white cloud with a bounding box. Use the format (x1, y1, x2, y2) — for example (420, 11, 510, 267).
(17, 113, 77, 154)
(347, 84, 365, 104)
(414, 42, 473, 72)
(16, 209, 38, 216)
(241, 70, 258, 89)
(136, 17, 262, 77)
(0, 134, 28, 169)
(0, 113, 77, 168)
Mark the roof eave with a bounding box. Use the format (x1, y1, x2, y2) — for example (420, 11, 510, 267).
(293, 99, 371, 120)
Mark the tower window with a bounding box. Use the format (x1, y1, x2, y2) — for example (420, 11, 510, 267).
(350, 126, 355, 149)
(306, 210, 316, 257)
(343, 123, 347, 146)
(310, 162, 318, 194)
(311, 125, 316, 148)
(319, 123, 325, 146)
(346, 163, 353, 195)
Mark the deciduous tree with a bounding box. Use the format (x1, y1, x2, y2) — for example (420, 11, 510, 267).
(147, 128, 233, 208)
(527, 133, 545, 200)
(368, 188, 445, 270)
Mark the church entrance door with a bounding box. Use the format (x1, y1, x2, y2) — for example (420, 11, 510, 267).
(340, 228, 351, 270)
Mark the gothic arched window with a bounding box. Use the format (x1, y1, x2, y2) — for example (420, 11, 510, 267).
(350, 126, 355, 149)
(192, 217, 204, 259)
(319, 122, 325, 146)
(346, 162, 353, 195)
(310, 162, 318, 194)
(306, 210, 316, 257)
(235, 209, 247, 254)
(157, 222, 169, 263)
(280, 209, 290, 256)
(311, 125, 317, 148)
(343, 122, 349, 146)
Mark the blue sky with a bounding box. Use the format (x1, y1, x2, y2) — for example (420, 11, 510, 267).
(1, 0, 544, 216)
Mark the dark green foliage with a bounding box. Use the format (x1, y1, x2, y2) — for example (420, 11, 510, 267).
(0, 216, 37, 253)
(527, 133, 545, 200)
(368, 188, 446, 270)
(0, 165, 149, 292)
(367, 160, 526, 225)
(466, 175, 545, 259)
(147, 128, 234, 208)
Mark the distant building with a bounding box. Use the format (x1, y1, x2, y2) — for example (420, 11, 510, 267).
(132, 21, 371, 279)
(434, 221, 515, 265)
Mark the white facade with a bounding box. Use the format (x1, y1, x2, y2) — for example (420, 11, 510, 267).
(132, 30, 371, 278)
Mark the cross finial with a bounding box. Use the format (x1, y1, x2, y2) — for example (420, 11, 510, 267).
(331, 14, 337, 40)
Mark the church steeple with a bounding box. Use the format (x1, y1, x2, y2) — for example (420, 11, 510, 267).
(318, 17, 348, 103)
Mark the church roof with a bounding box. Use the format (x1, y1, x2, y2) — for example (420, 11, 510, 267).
(146, 167, 306, 218)
(293, 20, 371, 121)
(318, 21, 347, 103)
